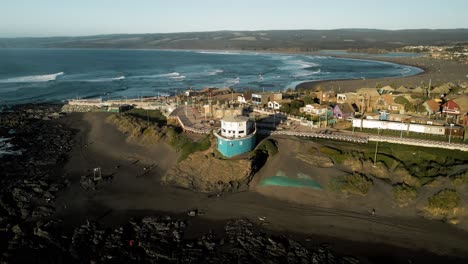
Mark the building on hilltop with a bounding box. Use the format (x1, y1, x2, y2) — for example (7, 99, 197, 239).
(214, 115, 256, 157)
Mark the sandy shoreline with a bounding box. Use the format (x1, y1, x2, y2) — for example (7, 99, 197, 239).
(296, 54, 468, 92)
(52, 112, 468, 262)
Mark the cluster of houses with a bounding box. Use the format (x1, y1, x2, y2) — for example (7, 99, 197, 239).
(230, 86, 468, 138)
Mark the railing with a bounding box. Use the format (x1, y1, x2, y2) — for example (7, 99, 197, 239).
(368, 135, 468, 151)
(269, 131, 368, 144)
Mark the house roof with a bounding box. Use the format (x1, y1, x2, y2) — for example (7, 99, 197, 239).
(222, 115, 249, 123)
(396, 86, 409, 93)
(377, 94, 395, 106)
(442, 100, 461, 110)
(357, 88, 380, 97)
(336, 103, 355, 114)
(412, 86, 425, 93)
(424, 99, 440, 112)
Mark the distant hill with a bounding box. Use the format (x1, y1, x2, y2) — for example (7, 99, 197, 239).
(1, 29, 468, 50)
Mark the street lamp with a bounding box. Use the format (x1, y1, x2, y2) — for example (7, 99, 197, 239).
(373, 127, 380, 167)
(400, 119, 404, 139)
(449, 123, 454, 144)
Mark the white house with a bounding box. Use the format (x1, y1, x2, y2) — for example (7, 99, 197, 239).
(267, 101, 281, 110)
(300, 104, 328, 115)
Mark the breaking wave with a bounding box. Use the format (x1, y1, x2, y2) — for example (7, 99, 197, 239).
(197, 51, 242, 55)
(0, 72, 64, 83)
(83, 76, 126, 82)
(206, 69, 224, 76)
(292, 69, 321, 78)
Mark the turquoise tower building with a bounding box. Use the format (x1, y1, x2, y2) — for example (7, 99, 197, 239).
(215, 115, 256, 157)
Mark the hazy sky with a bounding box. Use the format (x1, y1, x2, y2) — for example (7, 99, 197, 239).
(1, 0, 467, 37)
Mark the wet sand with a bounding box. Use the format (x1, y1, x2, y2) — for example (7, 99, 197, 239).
(53, 112, 468, 262)
(296, 56, 468, 92)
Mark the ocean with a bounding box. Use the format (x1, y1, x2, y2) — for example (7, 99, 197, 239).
(0, 49, 423, 104)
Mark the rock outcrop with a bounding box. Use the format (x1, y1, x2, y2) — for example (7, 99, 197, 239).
(163, 152, 254, 193)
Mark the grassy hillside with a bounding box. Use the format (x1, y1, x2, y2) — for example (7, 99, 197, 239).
(1, 29, 468, 50)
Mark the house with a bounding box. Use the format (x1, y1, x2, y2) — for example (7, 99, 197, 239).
(442, 100, 461, 116)
(251, 93, 282, 106)
(319, 91, 336, 103)
(336, 92, 358, 104)
(378, 85, 395, 94)
(375, 94, 403, 112)
(300, 104, 328, 115)
(237, 93, 252, 104)
(422, 99, 440, 115)
(332, 103, 356, 119)
(267, 101, 281, 110)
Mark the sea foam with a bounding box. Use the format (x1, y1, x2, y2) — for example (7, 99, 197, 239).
(0, 72, 64, 83)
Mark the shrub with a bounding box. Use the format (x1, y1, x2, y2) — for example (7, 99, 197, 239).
(426, 189, 460, 217)
(319, 146, 346, 164)
(393, 184, 418, 207)
(255, 139, 278, 156)
(331, 173, 373, 195)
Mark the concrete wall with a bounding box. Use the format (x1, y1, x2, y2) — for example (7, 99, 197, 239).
(353, 119, 446, 136)
(217, 134, 256, 157)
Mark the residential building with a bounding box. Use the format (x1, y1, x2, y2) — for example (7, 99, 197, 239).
(251, 93, 282, 106)
(332, 103, 356, 119)
(300, 104, 328, 115)
(422, 99, 441, 115)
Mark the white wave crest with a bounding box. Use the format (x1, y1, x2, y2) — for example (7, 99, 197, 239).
(158, 72, 180, 77)
(198, 51, 242, 55)
(169, 75, 185, 80)
(0, 72, 64, 83)
(207, 69, 224, 75)
(112, 76, 125, 81)
(83, 76, 126, 82)
(292, 69, 321, 78)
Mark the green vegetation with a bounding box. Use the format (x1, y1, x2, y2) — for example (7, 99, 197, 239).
(248, 139, 279, 173)
(330, 173, 373, 195)
(314, 139, 468, 186)
(162, 126, 212, 162)
(126, 108, 167, 126)
(319, 146, 347, 164)
(393, 184, 418, 207)
(451, 171, 468, 187)
(255, 139, 279, 156)
(280, 99, 305, 116)
(426, 189, 460, 216)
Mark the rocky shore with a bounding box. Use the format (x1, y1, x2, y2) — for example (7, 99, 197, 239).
(0, 104, 357, 263)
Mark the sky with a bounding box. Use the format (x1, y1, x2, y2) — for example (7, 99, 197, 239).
(1, 0, 467, 37)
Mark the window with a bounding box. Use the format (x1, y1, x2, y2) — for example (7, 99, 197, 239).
(222, 129, 226, 132)
(239, 130, 245, 134)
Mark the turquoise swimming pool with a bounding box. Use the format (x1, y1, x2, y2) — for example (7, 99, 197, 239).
(259, 174, 322, 190)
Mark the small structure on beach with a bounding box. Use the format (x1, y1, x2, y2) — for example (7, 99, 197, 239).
(215, 115, 256, 157)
